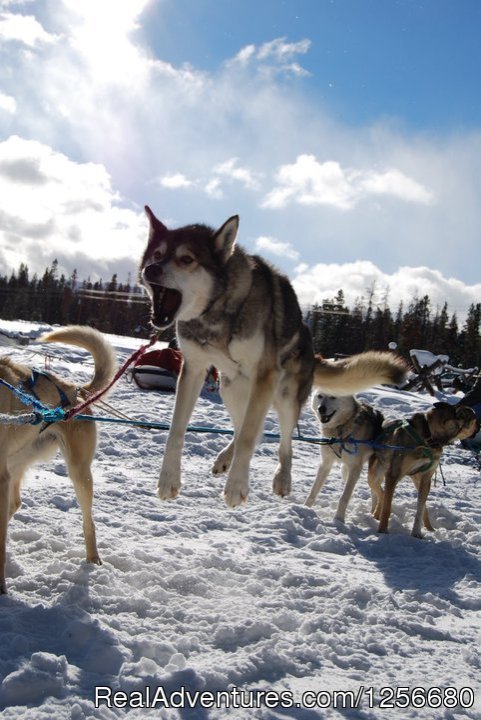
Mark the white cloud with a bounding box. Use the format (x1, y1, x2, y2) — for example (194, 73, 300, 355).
(262, 154, 434, 210)
(255, 235, 300, 261)
(158, 172, 193, 189)
(360, 168, 434, 204)
(292, 261, 480, 321)
(205, 177, 223, 199)
(213, 157, 261, 191)
(233, 44, 256, 65)
(0, 11, 57, 46)
(0, 135, 145, 279)
(231, 37, 311, 77)
(155, 158, 260, 199)
(0, 92, 16, 113)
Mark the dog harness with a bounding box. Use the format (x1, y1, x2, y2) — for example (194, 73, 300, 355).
(25, 370, 71, 410)
(377, 419, 436, 473)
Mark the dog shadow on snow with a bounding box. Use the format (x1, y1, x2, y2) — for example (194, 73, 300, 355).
(340, 513, 481, 609)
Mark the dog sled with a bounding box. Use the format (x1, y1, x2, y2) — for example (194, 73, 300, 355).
(130, 347, 220, 393)
(129, 348, 183, 391)
(404, 349, 478, 396)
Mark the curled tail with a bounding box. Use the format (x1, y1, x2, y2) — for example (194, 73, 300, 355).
(39, 326, 117, 394)
(314, 351, 407, 395)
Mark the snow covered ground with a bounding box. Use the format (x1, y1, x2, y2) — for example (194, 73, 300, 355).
(1, 318, 481, 719)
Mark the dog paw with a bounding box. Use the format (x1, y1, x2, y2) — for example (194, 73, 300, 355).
(334, 513, 346, 524)
(305, 495, 315, 507)
(272, 467, 291, 497)
(212, 446, 234, 476)
(158, 482, 180, 501)
(224, 477, 249, 507)
(87, 555, 102, 565)
(158, 468, 181, 500)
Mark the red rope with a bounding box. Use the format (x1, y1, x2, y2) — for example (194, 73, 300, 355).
(64, 335, 158, 421)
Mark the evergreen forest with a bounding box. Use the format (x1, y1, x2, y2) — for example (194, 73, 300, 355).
(1, 261, 480, 370)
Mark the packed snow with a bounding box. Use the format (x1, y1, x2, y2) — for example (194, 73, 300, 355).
(1, 319, 481, 719)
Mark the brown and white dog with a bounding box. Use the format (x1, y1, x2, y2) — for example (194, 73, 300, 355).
(0, 326, 116, 594)
(368, 402, 478, 538)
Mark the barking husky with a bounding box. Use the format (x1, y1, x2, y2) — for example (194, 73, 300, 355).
(0, 327, 116, 593)
(140, 208, 407, 507)
(306, 393, 384, 522)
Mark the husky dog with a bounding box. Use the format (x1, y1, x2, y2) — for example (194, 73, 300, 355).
(0, 327, 117, 594)
(369, 402, 478, 538)
(305, 393, 384, 522)
(140, 207, 407, 507)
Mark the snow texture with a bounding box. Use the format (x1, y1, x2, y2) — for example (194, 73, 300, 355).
(1, 319, 481, 719)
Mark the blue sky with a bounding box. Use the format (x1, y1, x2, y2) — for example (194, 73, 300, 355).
(1, 0, 481, 320)
(147, 0, 481, 131)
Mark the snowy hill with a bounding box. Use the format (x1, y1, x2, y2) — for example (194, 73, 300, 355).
(0, 319, 480, 719)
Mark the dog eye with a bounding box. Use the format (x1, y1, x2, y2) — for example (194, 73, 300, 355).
(153, 250, 163, 261)
(180, 255, 194, 265)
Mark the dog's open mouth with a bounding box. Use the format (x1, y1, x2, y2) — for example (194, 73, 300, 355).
(319, 410, 335, 424)
(151, 286, 183, 329)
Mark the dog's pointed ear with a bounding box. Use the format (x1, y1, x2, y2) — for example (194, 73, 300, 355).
(213, 215, 239, 262)
(145, 205, 168, 237)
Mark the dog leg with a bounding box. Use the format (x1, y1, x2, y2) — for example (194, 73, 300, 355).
(224, 370, 277, 507)
(71, 465, 101, 564)
(367, 457, 384, 520)
(335, 462, 363, 522)
(410, 475, 435, 531)
(423, 507, 435, 532)
(212, 375, 249, 476)
(0, 431, 11, 593)
(60, 425, 101, 564)
(6, 467, 23, 520)
(158, 362, 206, 500)
(272, 393, 301, 498)
(378, 471, 398, 534)
(305, 449, 335, 507)
(411, 473, 433, 538)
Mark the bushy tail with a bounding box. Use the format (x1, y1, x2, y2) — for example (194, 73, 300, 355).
(39, 326, 117, 394)
(313, 351, 407, 395)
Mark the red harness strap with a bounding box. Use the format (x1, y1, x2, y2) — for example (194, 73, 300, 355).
(63, 335, 158, 421)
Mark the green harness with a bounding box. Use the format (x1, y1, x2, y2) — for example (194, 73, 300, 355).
(377, 419, 436, 474)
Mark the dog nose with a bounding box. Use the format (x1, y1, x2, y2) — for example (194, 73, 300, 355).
(143, 262, 163, 284)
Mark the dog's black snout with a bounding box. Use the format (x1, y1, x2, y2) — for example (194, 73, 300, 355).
(143, 262, 163, 284)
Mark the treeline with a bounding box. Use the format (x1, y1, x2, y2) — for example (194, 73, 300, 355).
(307, 290, 481, 369)
(0, 260, 151, 338)
(1, 262, 480, 369)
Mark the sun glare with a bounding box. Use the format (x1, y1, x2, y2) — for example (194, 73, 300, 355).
(63, 0, 152, 84)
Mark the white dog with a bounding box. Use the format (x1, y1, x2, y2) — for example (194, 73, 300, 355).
(306, 393, 384, 522)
